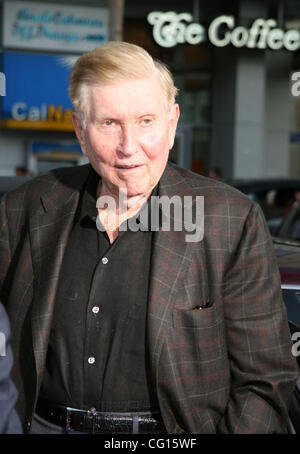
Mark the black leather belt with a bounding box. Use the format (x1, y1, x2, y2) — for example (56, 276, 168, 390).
(36, 399, 167, 434)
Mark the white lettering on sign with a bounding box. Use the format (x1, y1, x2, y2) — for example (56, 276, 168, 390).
(3, 1, 109, 53)
(147, 11, 300, 52)
(11, 102, 72, 122)
(12, 102, 47, 120)
(147, 11, 205, 48)
(208, 15, 300, 51)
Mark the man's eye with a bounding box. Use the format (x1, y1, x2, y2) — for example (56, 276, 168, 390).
(141, 118, 152, 125)
(103, 119, 115, 126)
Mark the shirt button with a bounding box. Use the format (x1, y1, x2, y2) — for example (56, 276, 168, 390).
(102, 257, 108, 264)
(88, 357, 95, 364)
(92, 306, 100, 314)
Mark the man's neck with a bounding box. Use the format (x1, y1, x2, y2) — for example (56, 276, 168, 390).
(96, 182, 152, 244)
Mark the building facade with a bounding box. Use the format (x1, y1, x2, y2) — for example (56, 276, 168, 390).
(0, 0, 299, 179)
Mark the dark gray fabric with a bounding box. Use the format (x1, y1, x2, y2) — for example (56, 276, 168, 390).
(0, 163, 298, 433)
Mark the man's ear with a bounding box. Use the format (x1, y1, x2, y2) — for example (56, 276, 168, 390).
(168, 104, 180, 150)
(72, 112, 86, 154)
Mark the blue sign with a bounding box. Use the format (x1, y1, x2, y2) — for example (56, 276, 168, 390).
(1, 51, 76, 130)
(31, 141, 82, 154)
(3, 1, 109, 53)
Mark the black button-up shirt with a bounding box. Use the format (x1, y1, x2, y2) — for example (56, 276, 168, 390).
(40, 167, 159, 412)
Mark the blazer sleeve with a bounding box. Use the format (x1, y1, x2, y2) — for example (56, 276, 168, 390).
(217, 202, 298, 433)
(0, 303, 22, 434)
(0, 195, 13, 306)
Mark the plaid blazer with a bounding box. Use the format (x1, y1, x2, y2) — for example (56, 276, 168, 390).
(0, 162, 298, 433)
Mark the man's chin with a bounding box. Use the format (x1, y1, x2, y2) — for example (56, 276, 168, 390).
(101, 175, 153, 200)
(125, 188, 150, 199)
(118, 180, 152, 199)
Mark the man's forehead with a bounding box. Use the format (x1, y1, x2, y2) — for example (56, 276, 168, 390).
(89, 75, 163, 96)
(88, 78, 168, 118)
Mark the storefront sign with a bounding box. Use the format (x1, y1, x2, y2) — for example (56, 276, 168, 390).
(0, 51, 77, 131)
(29, 141, 84, 173)
(147, 11, 300, 51)
(3, 1, 108, 53)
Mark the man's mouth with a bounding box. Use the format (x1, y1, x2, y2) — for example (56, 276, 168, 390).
(115, 164, 143, 170)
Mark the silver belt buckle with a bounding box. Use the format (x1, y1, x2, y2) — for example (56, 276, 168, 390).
(87, 407, 97, 433)
(65, 405, 87, 433)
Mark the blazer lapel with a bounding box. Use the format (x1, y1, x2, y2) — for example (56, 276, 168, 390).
(147, 165, 204, 378)
(29, 167, 89, 385)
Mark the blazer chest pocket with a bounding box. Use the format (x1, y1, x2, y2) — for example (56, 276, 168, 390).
(172, 302, 220, 329)
(172, 302, 225, 363)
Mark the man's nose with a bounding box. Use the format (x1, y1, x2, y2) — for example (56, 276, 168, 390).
(118, 123, 138, 156)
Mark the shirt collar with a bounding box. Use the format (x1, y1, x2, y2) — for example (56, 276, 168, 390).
(78, 166, 100, 223)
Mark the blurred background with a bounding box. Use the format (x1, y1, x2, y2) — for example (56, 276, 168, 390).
(0, 0, 300, 233)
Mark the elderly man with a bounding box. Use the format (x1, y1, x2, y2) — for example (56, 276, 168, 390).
(0, 42, 297, 434)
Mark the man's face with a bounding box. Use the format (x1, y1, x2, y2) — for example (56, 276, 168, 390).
(72, 75, 179, 198)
